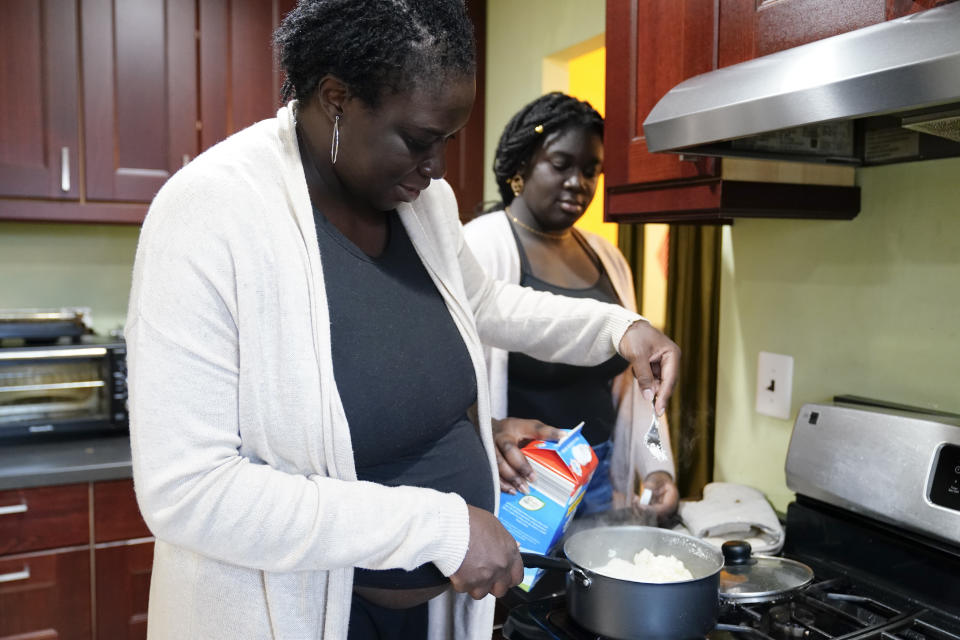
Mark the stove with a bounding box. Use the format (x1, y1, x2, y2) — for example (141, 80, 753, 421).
(501, 397, 960, 640)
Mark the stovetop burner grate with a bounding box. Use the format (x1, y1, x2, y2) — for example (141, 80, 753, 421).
(503, 576, 960, 640)
(719, 576, 960, 640)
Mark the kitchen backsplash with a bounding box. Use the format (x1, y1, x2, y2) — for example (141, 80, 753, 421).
(714, 156, 960, 511)
(0, 222, 139, 336)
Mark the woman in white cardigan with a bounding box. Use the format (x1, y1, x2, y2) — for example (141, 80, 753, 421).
(126, 5, 679, 640)
(464, 93, 680, 521)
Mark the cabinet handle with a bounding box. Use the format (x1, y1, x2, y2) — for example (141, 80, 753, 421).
(60, 146, 71, 192)
(0, 503, 27, 516)
(0, 567, 30, 583)
(182, 154, 191, 167)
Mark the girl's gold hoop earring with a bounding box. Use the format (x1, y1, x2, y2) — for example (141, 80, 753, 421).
(508, 174, 524, 197)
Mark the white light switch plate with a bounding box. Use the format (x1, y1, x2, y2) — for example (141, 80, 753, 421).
(756, 351, 794, 420)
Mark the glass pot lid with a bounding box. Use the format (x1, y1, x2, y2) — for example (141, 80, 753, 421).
(718, 541, 814, 603)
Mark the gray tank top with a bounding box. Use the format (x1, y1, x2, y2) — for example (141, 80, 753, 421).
(314, 207, 493, 589)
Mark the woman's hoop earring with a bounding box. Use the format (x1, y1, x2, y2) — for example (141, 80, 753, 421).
(330, 114, 341, 164)
(508, 174, 524, 197)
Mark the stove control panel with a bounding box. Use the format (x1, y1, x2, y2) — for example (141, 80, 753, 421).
(787, 403, 960, 545)
(930, 443, 960, 511)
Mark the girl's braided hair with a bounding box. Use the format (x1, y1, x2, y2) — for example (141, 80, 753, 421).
(493, 92, 604, 205)
(274, 0, 476, 107)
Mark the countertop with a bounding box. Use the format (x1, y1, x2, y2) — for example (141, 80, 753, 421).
(0, 434, 133, 490)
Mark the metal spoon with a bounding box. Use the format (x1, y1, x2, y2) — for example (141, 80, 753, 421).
(645, 411, 668, 461)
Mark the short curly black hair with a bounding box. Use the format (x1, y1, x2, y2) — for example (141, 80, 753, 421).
(274, 0, 476, 107)
(493, 92, 604, 205)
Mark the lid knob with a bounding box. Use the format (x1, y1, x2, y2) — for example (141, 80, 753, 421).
(721, 540, 753, 565)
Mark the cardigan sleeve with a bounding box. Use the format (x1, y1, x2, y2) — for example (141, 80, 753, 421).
(457, 219, 643, 367)
(126, 172, 469, 577)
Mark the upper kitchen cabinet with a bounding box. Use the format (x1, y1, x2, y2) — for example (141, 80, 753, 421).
(717, 0, 956, 65)
(718, 0, 887, 65)
(0, 0, 294, 222)
(604, 0, 960, 222)
(198, 0, 297, 150)
(82, 0, 198, 202)
(604, 0, 718, 190)
(0, 0, 81, 200)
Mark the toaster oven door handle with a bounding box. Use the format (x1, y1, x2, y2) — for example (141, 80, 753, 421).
(0, 347, 108, 361)
(0, 567, 31, 583)
(2, 381, 105, 393)
(0, 503, 28, 516)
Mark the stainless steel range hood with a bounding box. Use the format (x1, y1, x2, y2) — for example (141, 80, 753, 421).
(644, 2, 960, 166)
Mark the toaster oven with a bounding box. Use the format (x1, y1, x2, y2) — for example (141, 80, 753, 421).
(0, 338, 127, 440)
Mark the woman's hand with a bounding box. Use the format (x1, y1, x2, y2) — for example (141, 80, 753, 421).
(640, 471, 679, 522)
(448, 505, 524, 599)
(492, 417, 565, 495)
(618, 320, 681, 416)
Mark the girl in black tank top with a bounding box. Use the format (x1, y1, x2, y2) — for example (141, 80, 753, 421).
(473, 92, 679, 523)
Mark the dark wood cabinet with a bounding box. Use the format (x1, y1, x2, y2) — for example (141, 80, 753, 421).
(82, 0, 198, 202)
(199, 0, 297, 151)
(604, 0, 728, 223)
(444, 0, 487, 220)
(0, 484, 91, 639)
(0, 484, 89, 555)
(603, 0, 949, 223)
(0, 0, 81, 200)
(0, 478, 154, 639)
(718, 0, 886, 66)
(0, 547, 92, 640)
(92, 479, 154, 639)
(1, 0, 293, 222)
(886, 0, 958, 17)
(95, 540, 154, 640)
(1, 0, 487, 223)
(93, 479, 153, 543)
(717, 0, 957, 65)
(605, 0, 718, 190)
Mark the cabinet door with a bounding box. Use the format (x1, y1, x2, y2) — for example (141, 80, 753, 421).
(886, 0, 958, 18)
(718, 0, 887, 66)
(95, 540, 154, 640)
(443, 0, 486, 221)
(198, 0, 297, 151)
(93, 479, 152, 543)
(0, 484, 89, 555)
(0, 548, 91, 640)
(605, 0, 718, 188)
(82, 0, 198, 201)
(0, 0, 80, 199)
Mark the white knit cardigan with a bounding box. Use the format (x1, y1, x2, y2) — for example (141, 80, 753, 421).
(125, 103, 642, 640)
(463, 212, 676, 498)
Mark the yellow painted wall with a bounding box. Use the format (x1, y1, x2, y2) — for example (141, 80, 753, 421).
(641, 224, 669, 329)
(566, 47, 617, 249)
(485, 0, 606, 206)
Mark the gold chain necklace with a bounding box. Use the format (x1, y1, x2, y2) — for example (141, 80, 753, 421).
(506, 206, 571, 240)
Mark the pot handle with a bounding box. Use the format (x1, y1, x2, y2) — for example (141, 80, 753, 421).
(520, 552, 573, 572)
(520, 552, 592, 589)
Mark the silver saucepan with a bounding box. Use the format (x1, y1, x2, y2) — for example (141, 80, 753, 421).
(522, 526, 814, 640)
(522, 526, 723, 640)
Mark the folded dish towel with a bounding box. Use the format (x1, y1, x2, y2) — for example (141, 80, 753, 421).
(677, 482, 785, 554)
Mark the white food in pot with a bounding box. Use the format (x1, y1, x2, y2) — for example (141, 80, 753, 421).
(594, 548, 694, 583)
